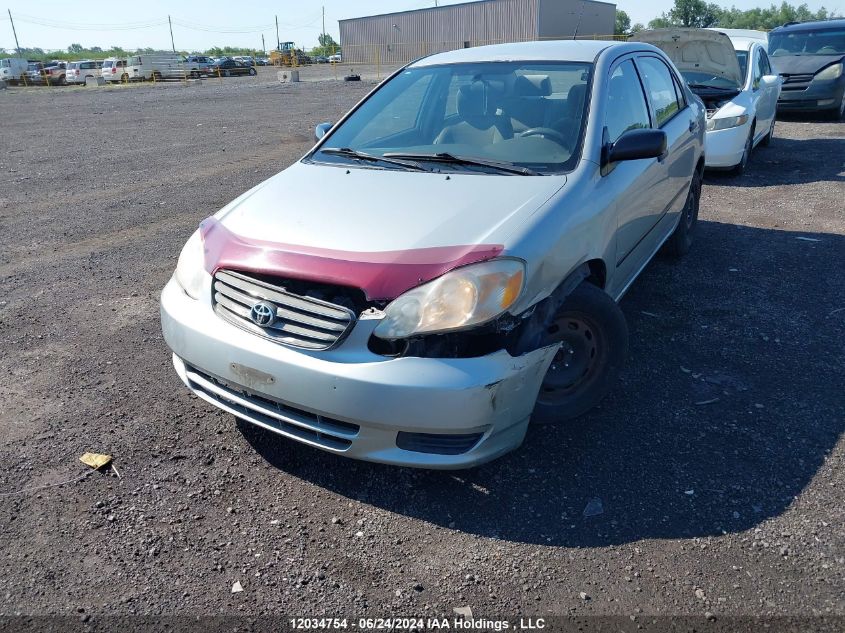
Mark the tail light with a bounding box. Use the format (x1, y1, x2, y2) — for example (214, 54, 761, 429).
(111, 67, 117, 73)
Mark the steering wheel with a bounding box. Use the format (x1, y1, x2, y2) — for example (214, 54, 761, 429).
(519, 127, 569, 147)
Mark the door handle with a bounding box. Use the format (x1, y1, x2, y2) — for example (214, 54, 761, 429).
(689, 119, 696, 133)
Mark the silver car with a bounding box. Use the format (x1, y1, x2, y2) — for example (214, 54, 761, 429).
(160, 40, 705, 469)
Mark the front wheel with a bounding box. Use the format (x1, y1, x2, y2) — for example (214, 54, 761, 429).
(531, 283, 629, 424)
(732, 124, 755, 175)
(828, 96, 845, 121)
(249, 67, 257, 76)
(759, 118, 775, 147)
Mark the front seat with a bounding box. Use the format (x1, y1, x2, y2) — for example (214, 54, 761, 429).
(435, 82, 513, 145)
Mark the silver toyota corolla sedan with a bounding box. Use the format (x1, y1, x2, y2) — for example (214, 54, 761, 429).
(161, 40, 705, 469)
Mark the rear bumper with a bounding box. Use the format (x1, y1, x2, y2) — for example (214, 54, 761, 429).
(160, 276, 558, 469)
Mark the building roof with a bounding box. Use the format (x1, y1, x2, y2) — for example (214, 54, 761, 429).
(339, 0, 616, 24)
(410, 39, 618, 66)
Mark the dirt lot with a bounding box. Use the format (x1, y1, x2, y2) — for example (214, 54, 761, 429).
(0, 73, 843, 630)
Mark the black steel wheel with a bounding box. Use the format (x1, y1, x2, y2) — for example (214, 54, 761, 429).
(532, 283, 628, 423)
(664, 169, 701, 257)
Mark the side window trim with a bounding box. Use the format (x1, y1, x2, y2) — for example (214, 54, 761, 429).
(634, 54, 684, 129)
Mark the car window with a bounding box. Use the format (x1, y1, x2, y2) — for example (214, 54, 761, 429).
(317, 61, 591, 174)
(636, 56, 683, 127)
(759, 48, 772, 76)
(604, 60, 651, 144)
(753, 48, 765, 87)
(770, 28, 845, 55)
(346, 72, 434, 144)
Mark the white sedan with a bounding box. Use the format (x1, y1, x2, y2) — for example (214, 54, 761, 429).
(636, 29, 781, 174)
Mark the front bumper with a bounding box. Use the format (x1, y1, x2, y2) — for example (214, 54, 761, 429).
(160, 277, 557, 469)
(704, 123, 751, 168)
(777, 79, 845, 111)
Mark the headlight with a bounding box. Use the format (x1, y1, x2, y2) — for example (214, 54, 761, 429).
(174, 230, 206, 299)
(373, 259, 525, 340)
(815, 63, 843, 81)
(706, 114, 749, 131)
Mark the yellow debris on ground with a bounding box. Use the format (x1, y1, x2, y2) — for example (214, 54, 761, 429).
(79, 453, 113, 470)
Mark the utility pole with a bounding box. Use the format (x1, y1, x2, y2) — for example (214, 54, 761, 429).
(261, 34, 265, 55)
(275, 15, 280, 51)
(322, 6, 325, 41)
(168, 15, 176, 53)
(8, 9, 22, 58)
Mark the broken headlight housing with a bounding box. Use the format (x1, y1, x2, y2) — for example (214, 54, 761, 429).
(373, 259, 525, 340)
(173, 230, 206, 299)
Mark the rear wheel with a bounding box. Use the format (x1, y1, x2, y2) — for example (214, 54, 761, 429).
(664, 170, 702, 257)
(224, 69, 231, 77)
(121, 73, 129, 83)
(531, 283, 628, 424)
(249, 67, 257, 76)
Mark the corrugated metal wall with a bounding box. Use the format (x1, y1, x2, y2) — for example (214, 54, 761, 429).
(538, 0, 616, 39)
(340, 0, 542, 64)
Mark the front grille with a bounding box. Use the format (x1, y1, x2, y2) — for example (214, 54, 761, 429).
(185, 364, 359, 451)
(396, 432, 484, 455)
(780, 73, 813, 90)
(213, 270, 356, 351)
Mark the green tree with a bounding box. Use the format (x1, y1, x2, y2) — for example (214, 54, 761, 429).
(615, 10, 632, 35)
(669, 0, 723, 27)
(312, 33, 340, 56)
(67, 43, 83, 54)
(630, 22, 646, 33)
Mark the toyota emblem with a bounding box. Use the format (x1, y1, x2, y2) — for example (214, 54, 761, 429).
(249, 301, 276, 327)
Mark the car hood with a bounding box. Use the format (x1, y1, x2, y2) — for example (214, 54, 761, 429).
(769, 53, 844, 75)
(634, 28, 743, 87)
(204, 161, 566, 300)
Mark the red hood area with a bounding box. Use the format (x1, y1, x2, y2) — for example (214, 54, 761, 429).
(200, 217, 504, 301)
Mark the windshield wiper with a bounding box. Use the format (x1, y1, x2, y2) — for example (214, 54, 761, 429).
(318, 147, 427, 171)
(383, 152, 540, 176)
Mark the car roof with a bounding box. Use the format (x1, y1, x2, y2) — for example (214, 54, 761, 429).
(771, 18, 845, 32)
(410, 39, 628, 66)
(707, 28, 768, 50)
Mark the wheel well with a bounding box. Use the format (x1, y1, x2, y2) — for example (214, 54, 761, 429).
(585, 259, 607, 289)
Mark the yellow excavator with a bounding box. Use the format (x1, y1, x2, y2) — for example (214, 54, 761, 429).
(269, 42, 310, 66)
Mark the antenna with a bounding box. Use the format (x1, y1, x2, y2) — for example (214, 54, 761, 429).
(572, 0, 586, 39)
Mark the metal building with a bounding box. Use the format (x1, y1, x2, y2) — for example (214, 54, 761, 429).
(339, 0, 617, 64)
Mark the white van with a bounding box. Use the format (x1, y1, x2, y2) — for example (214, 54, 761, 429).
(101, 57, 128, 82)
(66, 60, 103, 85)
(0, 57, 29, 84)
(125, 53, 186, 81)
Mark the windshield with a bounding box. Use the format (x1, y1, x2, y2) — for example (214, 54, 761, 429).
(0, 59, 9, 68)
(770, 28, 845, 55)
(312, 61, 592, 175)
(103, 60, 113, 68)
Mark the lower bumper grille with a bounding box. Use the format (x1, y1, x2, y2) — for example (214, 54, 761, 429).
(396, 432, 484, 455)
(184, 364, 359, 451)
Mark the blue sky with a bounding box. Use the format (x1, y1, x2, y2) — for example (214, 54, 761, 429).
(1, 0, 837, 53)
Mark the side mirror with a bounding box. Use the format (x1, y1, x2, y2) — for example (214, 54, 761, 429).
(603, 128, 667, 166)
(761, 74, 780, 87)
(314, 122, 333, 142)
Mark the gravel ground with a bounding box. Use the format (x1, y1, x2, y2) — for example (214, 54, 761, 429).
(0, 75, 843, 631)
